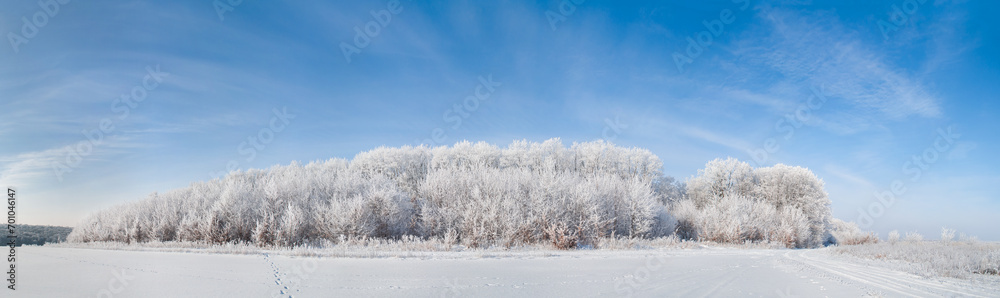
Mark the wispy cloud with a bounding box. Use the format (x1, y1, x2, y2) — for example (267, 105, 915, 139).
(650, 119, 752, 152)
(0, 136, 140, 185)
(0, 147, 67, 186)
(823, 163, 876, 189)
(727, 8, 942, 128)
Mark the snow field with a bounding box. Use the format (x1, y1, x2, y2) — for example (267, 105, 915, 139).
(13, 246, 1000, 297)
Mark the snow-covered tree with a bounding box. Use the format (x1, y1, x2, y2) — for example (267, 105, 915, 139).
(754, 164, 832, 247)
(67, 140, 837, 250)
(652, 175, 686, 206)
(674, 158, 835, 248)
(686, 158, 756, 208)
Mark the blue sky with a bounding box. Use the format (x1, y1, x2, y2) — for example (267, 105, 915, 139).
(2, 0, 998, 240)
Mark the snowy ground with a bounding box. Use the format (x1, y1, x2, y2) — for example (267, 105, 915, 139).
(11, 246, 1000, 297)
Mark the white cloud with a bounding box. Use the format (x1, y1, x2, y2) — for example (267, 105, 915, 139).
(0, 147, 68, 186)
(664, 121, 752, 152)
(726, 8, 943, 130)
(0, 136, 138, 186)
(823, 164, 875, 189)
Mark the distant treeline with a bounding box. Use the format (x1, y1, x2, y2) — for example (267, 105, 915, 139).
(69, 139, 870, 249)
(13, 225, 73, 246)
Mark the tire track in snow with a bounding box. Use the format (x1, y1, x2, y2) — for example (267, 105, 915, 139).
(798, 250, 989, 297)
(786, 250, 931, 297)
(784, 249, 994, 297)
(817, 250, 1000, 294)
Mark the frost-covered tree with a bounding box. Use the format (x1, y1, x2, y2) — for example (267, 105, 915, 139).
(67, 141, 842, 249)
(68, 139, 671, 249)
(754, 164, 832, 246)
(652, 175, 686, 206)
(686, 158, 756, 207)
(675, 158, 834, 248)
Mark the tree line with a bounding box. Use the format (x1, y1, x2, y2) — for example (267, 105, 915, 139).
(12, 225, 73, 246)
(69, 139, 859, 249)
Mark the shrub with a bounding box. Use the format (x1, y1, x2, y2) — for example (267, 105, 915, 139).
(828, 218, 878, 246)
(888, 230, 900, 244)
(941, 227, 956, 243)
